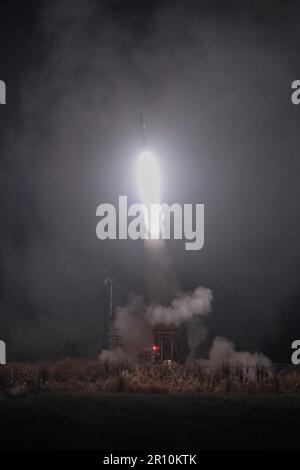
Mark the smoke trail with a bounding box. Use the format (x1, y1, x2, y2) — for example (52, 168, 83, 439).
(143, 239, 178, 304)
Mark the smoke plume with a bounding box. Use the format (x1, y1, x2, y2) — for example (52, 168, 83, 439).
(114, 294, 153, 356)
(113, 286, 212, 356)
(144, 239, 178, 304)
(208, 336, 271, 366)
(146, 287, 213, 326)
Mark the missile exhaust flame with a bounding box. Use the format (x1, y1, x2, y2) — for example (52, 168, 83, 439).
(136, 150, 162, 238)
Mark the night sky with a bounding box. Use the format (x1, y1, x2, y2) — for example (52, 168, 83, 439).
(0, 0, 300, 362)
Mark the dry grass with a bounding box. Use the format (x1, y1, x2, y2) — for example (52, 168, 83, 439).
(0, 358, 299, 397)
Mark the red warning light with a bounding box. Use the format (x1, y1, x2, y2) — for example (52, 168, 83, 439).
(152, 344, 160, 353)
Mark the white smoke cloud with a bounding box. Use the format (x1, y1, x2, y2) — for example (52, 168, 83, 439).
(146, 286, 213, 327)
(208, 336, 271, 366)
(112, 286, 213, 357)
(114, 294, 153, 355)
(112, 291, 272, 367)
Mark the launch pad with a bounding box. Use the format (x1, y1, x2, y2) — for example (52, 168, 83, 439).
(135, 325, 191, 365)
(104, 276, 191, 364)
(152, 324, 190, 363)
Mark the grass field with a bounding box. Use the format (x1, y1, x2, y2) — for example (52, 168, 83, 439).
(0, 392, 300, 449)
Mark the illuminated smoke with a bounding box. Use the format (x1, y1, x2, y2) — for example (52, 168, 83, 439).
(113, 286, 213, 356)
(146, 286, 213, 327)
(144, 239, 178, 304)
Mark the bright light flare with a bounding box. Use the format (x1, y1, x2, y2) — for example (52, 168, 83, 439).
(136, 151, 162, 238)
(136, 151, 161, 206)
